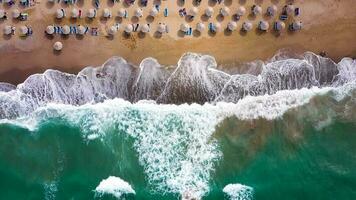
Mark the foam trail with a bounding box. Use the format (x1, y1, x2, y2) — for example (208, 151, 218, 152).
(223, 184, 254, 200)
(95, 176, 135, 199)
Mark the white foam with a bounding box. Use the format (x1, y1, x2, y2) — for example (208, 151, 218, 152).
(95, 176, 135, 199)
(223, 184, 253, 200)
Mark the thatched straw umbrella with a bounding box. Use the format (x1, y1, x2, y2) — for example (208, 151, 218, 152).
(103, 8, 111, 18)
(212, 22, 221, 32)
(46, 25, 55, 35)
(53, 41, 63, 51)
(227, 21, 237, 31)
(157, 24, 166, 33)
(274, 21, 285, 31)
(196, 22, 205, 32)
(0, 9, 5, 19)
(87, 8, 96, 18)
(12, 9, 20, 19)
(71, 8, 79, 18)
(62, 25, 70, 35)
(205, 7, 213, 17)
(189, 7, 198, 17)
(124, 24, 133, 34)
(118, 8, 126, 17)
(77, 25, 86, 35)
(134, 8, 143, 17)
(19, 26, 28, 36)
(236, 6, 246, 16)
(56, 9, 65, 19)
(140, 24, 150, 33)
(286, 4, 295, 15)
(258, 20, 269, 31)
(220, 7, 230, 17)
(291, 21, 302, 30)
(180, 23, 190, 32)
(252, 5, 262, 15)
(149, 7, 158, 17)
(3, 25, 12, 35)
(267, 5, 277, 16)
(242, 21, 253, 31)
(107, 25, 117, 35)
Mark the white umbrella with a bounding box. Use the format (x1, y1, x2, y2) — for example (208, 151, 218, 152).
(53, 41, 63, 51)
(149, 7, 158, 17)
(71, 8, 79, 18)
(0, 9, 5, 19)
(157, 24, 166, 33)
(274, 21, 285, 31)
(77, 25, 86, 35)
(12, 9, 20, 19)
(292, 21, 302, 30)
(46, 25, 55, 34)
(140, 24, 150, 33)
(118, 8, 126, 17)
(103, 8, 111, 18)
(3, 25, 12, 35)
(124, 24, 133, 33)
(205, 7, 214, 17)
(134, 8, 143, 17)
(196, 22, 205, 32)
(227, 21, 237, 31)
(189, 7, 198, 17)
(259, 20, 269, 31)
(267, 5, 277, 16)
(213, 22, 221, 32)
(252, 5, 262, 15)
(107, 26, 117, 35)
(242, 21, 253, 31)
(87, 8, 96, 18)
(236, 6, 246, 16)
(180, 23, 189, 32)
(62, 25, 70, 35)
(19, 26, 28, 36)
(56, 9, 65, 19)
(220, 7, 230, 17)
(286, 4, 295, 15)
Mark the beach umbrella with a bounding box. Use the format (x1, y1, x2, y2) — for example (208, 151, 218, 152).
(107, 26, 117, 35)
(71, 8, 79, 18)
(227, 21, 237, 31)
(53, 41, 63, 51)
(87, 8, 96, 18)
(157, 24, 166, 33)
(189, 7, 198, 17)
(205, 7, 213, 17)
(4, 0, 11, 3)
(19, 26, 28, 36)
(291, 21, 302, 30)
(213, 22, 221, 32)
(180, 23, 189, 32)
(220, 7, 230, 17)
(12, 9, 20, 19)
(103, 8, 111, 18)
(77, 25, 86, 35)
(259, 20, 269, 31)
(149, 7, 158, 17)
(286, 4, 295, 15)
(140, 24, 150, 33)
(0, 9, 5, 19)
(124, 24, 133, 33)
(252, 5, 262, 15)
(118, 8, 126, 17)
(46, 25, 55, 34)
(267, 5, 277, 16)
(274, 21, 285, 31)
(3, 25, 12, 35)
(236, 6, 246, 16)
(56, 9, 65, 19)
(62, 25, 70, 35)
(196, 22, 205, 32)
(242, 21, 253, 31)
(134, 8, 143, 17)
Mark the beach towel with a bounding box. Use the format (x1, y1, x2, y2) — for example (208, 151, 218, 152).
(164, 8, 168, 17)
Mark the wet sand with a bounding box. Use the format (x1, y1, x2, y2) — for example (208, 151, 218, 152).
(0, 0, 355, 84)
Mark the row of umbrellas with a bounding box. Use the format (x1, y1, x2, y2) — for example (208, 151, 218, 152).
(2, 25, 30, 35)
(54, 4, 296, 19)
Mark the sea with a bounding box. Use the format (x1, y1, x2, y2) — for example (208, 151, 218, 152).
(0, 52, 355, 200)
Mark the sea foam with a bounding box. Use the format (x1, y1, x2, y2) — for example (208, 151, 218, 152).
(95, 176, 135, 199)
(223, 184, 253, 200)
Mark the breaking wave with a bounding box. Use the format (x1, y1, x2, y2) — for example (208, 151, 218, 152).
(0, 51, 355, 119)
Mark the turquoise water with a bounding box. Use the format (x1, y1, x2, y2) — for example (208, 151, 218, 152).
(0, 96, 355, 199)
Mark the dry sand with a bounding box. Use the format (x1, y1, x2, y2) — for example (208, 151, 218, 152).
(0, 0, 355, 84)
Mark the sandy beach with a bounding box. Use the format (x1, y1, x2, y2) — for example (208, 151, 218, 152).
(0, 0, 355, 84)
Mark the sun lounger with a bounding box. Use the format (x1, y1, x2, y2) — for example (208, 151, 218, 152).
(84, 26, 89, 34)
(155, 4, 160, 11)
(164, 8, 168, 17)
(124, 10, 128, 18)
(133, 24, 139, 32)
(280, 15, 287, 20)
(95, 0, 100, 8)
(295, 8, 300, 16)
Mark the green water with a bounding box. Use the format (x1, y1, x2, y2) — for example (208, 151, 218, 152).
(0, 116, 355, 200)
